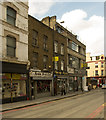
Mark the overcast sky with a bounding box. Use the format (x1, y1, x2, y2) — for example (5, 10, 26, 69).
(29, 0, 104, 56)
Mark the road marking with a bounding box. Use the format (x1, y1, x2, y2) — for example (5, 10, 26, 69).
(86, 104, 104, 119)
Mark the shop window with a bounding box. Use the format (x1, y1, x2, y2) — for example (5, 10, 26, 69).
(32, 30, 38, 46)
(37, 81, 50, 93)
(43, 35, 48, 50)
(6, 36, 16, 57)
(7, 6, 16, 26)
(54, 41, 58, 53)
(2, 74, 27, 99)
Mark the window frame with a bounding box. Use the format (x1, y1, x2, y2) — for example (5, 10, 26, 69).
(33, 52, 38, 68)
(32, 30, 38, 46)
(6, 36, 16, 57)
(7, 6, 16, 26)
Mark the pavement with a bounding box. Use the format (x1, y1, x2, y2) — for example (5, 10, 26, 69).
(2, 89, 97, 112)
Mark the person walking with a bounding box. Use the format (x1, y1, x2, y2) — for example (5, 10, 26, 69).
(61, 83, 66, 95)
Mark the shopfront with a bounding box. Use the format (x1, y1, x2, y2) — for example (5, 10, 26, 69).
(2, 62, 28, 103)
(2, 73, 27, 102)
(56, 76, 68, 94)
(30, 70, 53, 99)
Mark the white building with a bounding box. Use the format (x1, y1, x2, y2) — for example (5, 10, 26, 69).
(0, 1, 29, 103)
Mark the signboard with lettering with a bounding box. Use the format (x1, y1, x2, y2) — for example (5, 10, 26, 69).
(30, 71, 52, 78)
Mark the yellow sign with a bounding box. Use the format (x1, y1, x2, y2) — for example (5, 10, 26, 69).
(52, 56, 59, 61)
(12, 74, 21, 80)
(81, 63, 87, 68)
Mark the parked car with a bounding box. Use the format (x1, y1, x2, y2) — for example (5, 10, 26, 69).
(102, 84, 106, 89)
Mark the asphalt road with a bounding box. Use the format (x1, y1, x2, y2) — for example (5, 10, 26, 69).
(2, 89, 105, 119)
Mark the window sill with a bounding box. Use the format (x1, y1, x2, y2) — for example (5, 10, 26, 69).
(32, 44, 39, 48)
(44, 49, 48, 52)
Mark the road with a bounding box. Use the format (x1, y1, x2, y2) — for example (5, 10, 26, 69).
(2, 89, 105, 119)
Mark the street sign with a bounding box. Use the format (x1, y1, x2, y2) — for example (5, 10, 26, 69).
(52, 56, 59, 61)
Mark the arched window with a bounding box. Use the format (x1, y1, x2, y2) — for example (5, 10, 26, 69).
(6, 36, 16, 57)
(7, 6, 16, 26)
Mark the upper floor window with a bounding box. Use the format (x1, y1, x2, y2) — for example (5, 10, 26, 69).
(61, 44, 64, 55)
(101, 70, 104, 76)
(96, 56, 100, 60)
(56, 26, 64, 33)
(7, 6, 16, 26)
(101, 62, 104, 68)
(43, 35, 48, 50)
(54, 61, 58, 70)
(95, 70, 98, 76)
(95, 63, 98, 68)
(61, 60, 64, 71)
(54, 41, 58, 53)
(33, 30, 38, 46)
(6, 36, 16, 57)
(43, 55, 48, 69)
(33, 52, 38, 68)
(68, 40, 71, 49)
(72, 41, 78, 52)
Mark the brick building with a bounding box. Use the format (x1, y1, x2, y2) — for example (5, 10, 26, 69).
(42, 16, 86, 92)
(28, 15, 68, 99)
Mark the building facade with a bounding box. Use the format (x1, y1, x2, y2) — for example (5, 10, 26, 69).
(1, 1, 29, 103)
(86, 53, 106, 88)
(28, 15, 68, 98)
(41, 16, 86, 92)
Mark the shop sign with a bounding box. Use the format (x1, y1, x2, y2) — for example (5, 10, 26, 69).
(52, 56, 59, 61)
(2, 73, 11, 79)
(68, 68, 74, 74)
(30, 71, 52, 78)
(12, 74, 21, 80)
(2, 73, 27, 80)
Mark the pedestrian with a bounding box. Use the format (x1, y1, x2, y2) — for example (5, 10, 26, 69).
(61, 83, 66, 95)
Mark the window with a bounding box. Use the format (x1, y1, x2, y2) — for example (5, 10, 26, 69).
(95, 70, 98, 76)
(43, 35, 48, 50)
(7, 6, 16, 26)
(95, 63, 98, 68)
(54, 61, 58, 70)
(54, 41, 58, 53)
(61, 60, 64, 71)
(101, 62, 104, 68)
(101, 70, 104, 76)
(96, 56, 100, 60)
(33, 52, 38, 68)
(43, 55, 48, 69)
(68, 40, 71, 49)
(72, 41, 78, 52)
(7, 36, 16, 57)
(68, 55, 79, 69)
(33, 30, 38, 46)
(56, 26, 63, 33)
(61, 44, 64, 55)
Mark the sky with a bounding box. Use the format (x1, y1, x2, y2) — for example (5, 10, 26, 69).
(29, 0, 104, 56)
